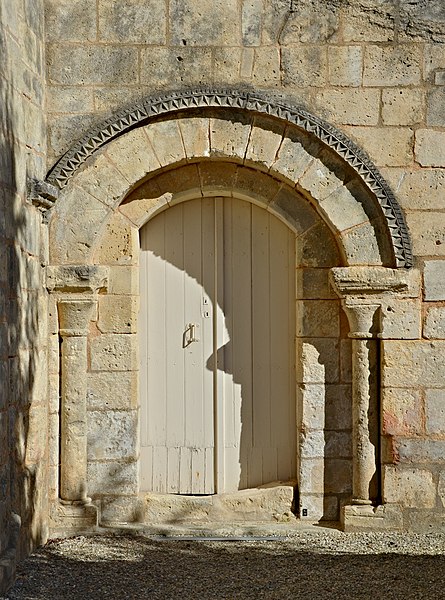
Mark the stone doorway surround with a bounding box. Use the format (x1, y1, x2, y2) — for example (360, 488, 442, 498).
(41, 88, 415, 533)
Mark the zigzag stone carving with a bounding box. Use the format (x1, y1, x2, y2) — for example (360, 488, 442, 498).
(45, 88, 412, 268)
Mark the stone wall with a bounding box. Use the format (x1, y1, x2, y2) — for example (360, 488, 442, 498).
(41, 0, 445, 531)
(0, 0, 49, 591)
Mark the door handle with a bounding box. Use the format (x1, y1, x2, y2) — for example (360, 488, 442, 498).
(183, 323, 199, 348)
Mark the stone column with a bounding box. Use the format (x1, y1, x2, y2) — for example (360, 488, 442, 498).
(58, 297, 95, 504)
(341, 300, 380, 505)
(47, 265, 109, 509)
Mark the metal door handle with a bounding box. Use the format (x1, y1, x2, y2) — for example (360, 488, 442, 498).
(183, 323, 199, 347)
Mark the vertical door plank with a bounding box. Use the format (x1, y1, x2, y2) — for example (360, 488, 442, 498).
(164, 204, 186, 455)
(228, 199, 253, 491)
(167, 447, 180, 493)
(201, 198, 216, 492)
(251, 205, 271, 461)
(215, 198, 225, 493)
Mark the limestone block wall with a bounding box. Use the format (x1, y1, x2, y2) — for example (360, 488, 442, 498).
(0, 0, 49, 590)
(43, 0, 445, 528)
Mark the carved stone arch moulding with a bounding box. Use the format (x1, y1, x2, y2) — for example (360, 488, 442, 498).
(45, 88, 412, 268)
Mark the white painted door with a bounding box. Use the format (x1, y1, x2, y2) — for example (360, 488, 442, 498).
(140, 197, 296, 494)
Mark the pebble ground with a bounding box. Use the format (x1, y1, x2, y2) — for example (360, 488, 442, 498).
(2, 528, 445, 599)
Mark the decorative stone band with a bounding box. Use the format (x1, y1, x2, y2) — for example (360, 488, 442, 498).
(45, 88, 412, 268)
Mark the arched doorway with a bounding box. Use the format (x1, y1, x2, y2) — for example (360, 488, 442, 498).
(139, 196, 297, 495)
(44, 88, 412, 528)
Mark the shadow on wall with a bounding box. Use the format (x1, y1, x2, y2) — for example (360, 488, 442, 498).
(0, 4, 47, 588)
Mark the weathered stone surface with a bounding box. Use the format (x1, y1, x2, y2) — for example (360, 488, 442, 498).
(406, 212, 445, 257)
(87, 460, 138, 496)
(299, 159, 344, 202)
(251, 47, 281, 86)
(281, 46, 328, 87)
(244, 118, 284, 170)
(209, 116, 252, 161)
(296, 300, 340, 338)
(46, 265, 109, 293)
(87, 371, 138, 410)
(380, 299, 421, 340)
(325, 384, 352, 430)
(47, 44, 138, 85)
(97, 295, 138, 334)
(342, 222, 384, 265)
(363, 45, 421, 86)
(71, 152, 130, 210)
(382, 89, 425, 126)
(87, 410, 138, 460)
(105, 128, 161, 188)
(397, 439, 445, 463)
(45, 0, 97, 42)
(424, 260, 445, 300)
(316, 89, 379, 125)
(270, 133, 313, 184)
(98, 0, 166, 44)
(297, 339, 340, 384)
(144, 121, 186, 168)
(47, 87, 94, 113)
(382, 387, 423, 436)
(300, 430, 325, 459)
(296, 268, 335, 300)
(382, 340, 445, 388)
(324, 459, 352, 494)
(299, 459, 324, 495)
(90, 334, 138, 371)
(169, 0, 239, 46)
(318, 182, 369, 232)
(299, 383, 325, 430)
(424, 306, 445, 339)
(94, 212, 138, 266)
(140, 47, 213, 87)
(328, 46, 363, 87)
(178, 117, 210, 160)
(381, 168, 445, 211)
(415, 130, 445, 167)
(383, 466, 436, 508)
(344, 126, 414, 167)
(119, 193, 171, 228)
(342, 2, 395, 42)
(324, 431, 352, 458)
(107, 265, 139, 296)
(241, 0, 262, 46)
(425, 389, 445, 435)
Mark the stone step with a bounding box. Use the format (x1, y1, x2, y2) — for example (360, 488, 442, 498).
(141, 480, 297, 524)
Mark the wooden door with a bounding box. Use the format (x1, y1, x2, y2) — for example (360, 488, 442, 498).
(139, 197, 296, 494)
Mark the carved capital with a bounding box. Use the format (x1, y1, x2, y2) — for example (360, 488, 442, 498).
(58, 297, 96, 337)
(47, 265, 109, 294)
(342, 301, 380, 339)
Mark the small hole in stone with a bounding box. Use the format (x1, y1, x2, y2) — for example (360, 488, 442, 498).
(436, 240, 442, 245)
(182, 39, 187, 45)
(177, 56, 183, 62)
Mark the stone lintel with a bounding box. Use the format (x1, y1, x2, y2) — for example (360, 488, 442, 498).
(341, 503, 403, 532)
(330, 266, 420, 299)
(47, 265, 109, 293)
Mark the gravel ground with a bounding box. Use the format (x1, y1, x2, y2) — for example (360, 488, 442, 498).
(2, 529, 445, 599)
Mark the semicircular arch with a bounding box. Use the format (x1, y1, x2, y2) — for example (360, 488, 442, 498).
(46, 89, 411, 268)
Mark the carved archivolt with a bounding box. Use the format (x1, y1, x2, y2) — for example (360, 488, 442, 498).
(46, 88, 412, 267)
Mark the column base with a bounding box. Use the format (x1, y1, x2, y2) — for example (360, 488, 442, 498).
(340, 503, 403, 532)
(49, 500, 99, 537)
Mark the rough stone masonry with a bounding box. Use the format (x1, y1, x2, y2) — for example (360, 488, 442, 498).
(2, 0, 445, 593)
